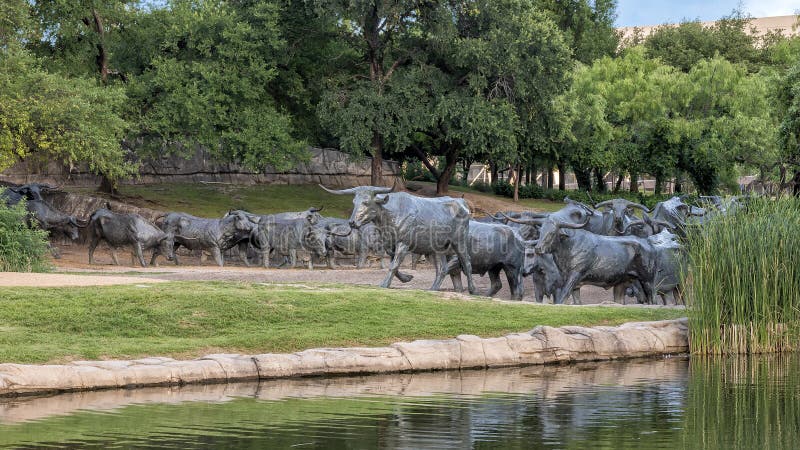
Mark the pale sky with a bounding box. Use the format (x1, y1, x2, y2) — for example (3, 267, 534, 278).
(615, 0, 800, 27)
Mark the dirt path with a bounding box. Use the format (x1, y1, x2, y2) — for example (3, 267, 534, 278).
(0, 272, 167, 287)
(39, 244, 667, 306)
(405, 181, 545, 215)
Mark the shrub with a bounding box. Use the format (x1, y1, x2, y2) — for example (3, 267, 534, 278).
(492, 180, 514, 197)
(0, 198, 51, 272)
(518, 183, 543, 199)
(686, 197, 800, 354)
(470, 181, 494, 193)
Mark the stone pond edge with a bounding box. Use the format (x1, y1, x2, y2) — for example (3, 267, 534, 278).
(0, 318, 689, 397)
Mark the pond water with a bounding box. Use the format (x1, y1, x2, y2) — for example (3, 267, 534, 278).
(0, 355, 797, 449)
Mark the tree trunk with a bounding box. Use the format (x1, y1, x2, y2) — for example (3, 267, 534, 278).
(654, 174, 664, 195)
(547, 167, 554, 190)
(557, 161, 566, 191)
(436, 151, 458, 196)
(525, 166, 531, 185)
(98, 175, 118, 196)
(594, 168, 607, 192)
(490, 162, 498, 184)
(513, 163, 521, 202)
(629, 172, 639, 193)
(674, 170, 682, 193)
(370, 132, 383, 186)
(574, 168, 592, 191)
(614, 172, 624, 192)
(461, 158, 472, 185)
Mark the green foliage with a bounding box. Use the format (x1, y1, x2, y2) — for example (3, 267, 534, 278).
(27, 0, 136, 79)
(490, 180, 685, 209)
(0, 281, 683, 363)
(0, 48, 134, 180)
(319, 0, 572, 193)
(687, 198, 800, 354)
(779, 61, 800, 161)
(0, 197, 51, 272)
(492, 180, 515, 197)
(643, 13, 767, 73)
(536, 0, 619, 64)
(124, 0, 306, 171)
(0, 0, 33, 47)
(561, 46, 780, 195)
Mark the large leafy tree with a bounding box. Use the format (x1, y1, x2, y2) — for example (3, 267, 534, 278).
(28, 0, 136, 82)
(0, 2, 133, 182)
(321, 0, 571, 195)
(315, 0, 426, 186)
(421, 0, 570, 195)
(778, 61, 800, 170)
(123, 0, 306, 171)
(0, 48, 133, 180)
(564, 48, 674, 193)
(643, 12, 771, 73)
(566, 46, 780, 195)
(536, 0, 618, 64)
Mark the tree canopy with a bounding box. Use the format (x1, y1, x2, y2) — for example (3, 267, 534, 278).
(0, 1, 798, 196)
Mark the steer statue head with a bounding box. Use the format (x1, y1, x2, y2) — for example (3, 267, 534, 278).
(319, 185, 393, 229)
(594, 199, 649, 234)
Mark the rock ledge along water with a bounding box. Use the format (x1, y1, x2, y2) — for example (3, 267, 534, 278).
(0, 318, 688, 397)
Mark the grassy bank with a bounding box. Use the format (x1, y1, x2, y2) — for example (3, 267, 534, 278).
(105, 183, 356, 218)
(687, 198, 800, 354)
(73, 182, 565, 218)
(0, 282, 684, 364)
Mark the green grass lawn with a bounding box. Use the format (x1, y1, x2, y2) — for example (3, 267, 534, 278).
(0, 282, 685, 364)
(71, 182, 565, 218)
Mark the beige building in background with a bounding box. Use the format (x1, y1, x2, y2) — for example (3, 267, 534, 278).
(618, 14, 799, 42)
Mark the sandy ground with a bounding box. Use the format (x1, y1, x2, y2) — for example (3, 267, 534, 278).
(0, 272, 167, 287)
(20, 242, 672, 307)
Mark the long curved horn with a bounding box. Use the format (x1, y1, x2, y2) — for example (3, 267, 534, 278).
(309, 206, 324, 213)
(319, 185, 393, 195)
(626, 201, 650, 213)
(564, 197, 595, 216)
(497, 211, 544, 225)
(622, 219, 646, 234)
(555, 216, 590, 229)
(319, 185, 360, 195)
(594, 200, 615, 209)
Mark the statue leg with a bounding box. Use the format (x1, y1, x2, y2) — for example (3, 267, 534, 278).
(487, 269, 503, 297)
(382, 243, 409, 288)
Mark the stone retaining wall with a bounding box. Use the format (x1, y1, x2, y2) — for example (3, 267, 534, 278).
(0, 358, 688, 425)
(0, 318, 688, 397)
(0, 148, 404, 189)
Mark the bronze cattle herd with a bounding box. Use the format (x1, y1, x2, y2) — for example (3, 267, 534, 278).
(3, 182, 738, 306)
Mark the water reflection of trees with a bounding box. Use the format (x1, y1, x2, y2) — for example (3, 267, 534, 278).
(3, 355, 798, 448)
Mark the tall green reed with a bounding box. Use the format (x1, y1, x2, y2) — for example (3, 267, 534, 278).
(686, 197, 800, 354)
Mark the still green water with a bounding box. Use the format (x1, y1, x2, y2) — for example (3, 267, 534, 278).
(0, 355, 797, 449)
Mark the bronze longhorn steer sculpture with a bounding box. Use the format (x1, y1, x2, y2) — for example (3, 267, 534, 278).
(320, 185, 477, 294)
